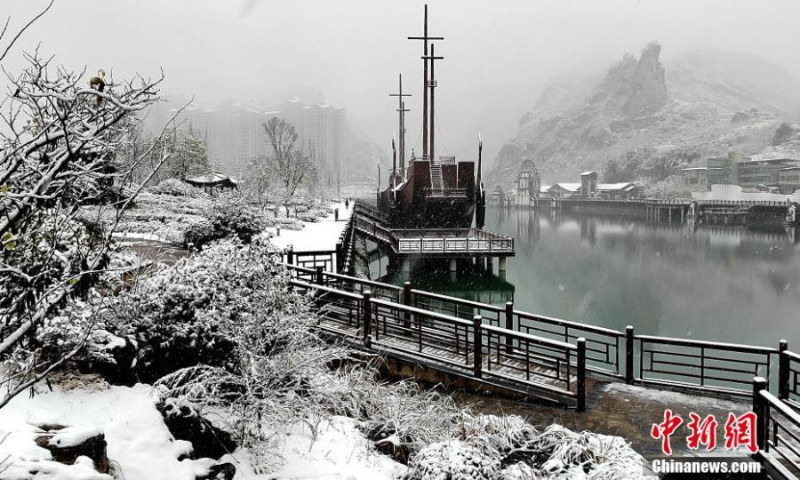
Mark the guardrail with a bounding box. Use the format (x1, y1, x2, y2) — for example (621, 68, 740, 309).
(284, 263, 800, 408)
(288, 272, 586, 409)
(482, 323, 583, 406)
(780, 343, 800, 412)
(696, 199, 790, 207)
(425, 188, 469, 198)
(395, 231, 514, 254)
(353, 199, 389, 223)
(753, 377, 800, 480)
(516, 310, 623, 380)
(634, 334, 777, 397)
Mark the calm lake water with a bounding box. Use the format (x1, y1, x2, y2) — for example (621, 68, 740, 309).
(372, 209, 800, 349)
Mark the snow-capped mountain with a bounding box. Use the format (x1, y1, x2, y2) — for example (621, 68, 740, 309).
(487, 43, 800, 187)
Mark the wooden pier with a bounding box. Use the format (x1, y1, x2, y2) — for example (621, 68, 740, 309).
(491, 197, 799, 227)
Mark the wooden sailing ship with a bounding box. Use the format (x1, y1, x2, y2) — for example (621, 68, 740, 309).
(377, 5, 486, 230)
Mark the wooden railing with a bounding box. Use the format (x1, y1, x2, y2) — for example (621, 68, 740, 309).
(353, 199, 388, 223)
(780, 343, 800, 411)
(395, 230, 514, 254)
(482, 324, 583, 406)
(411, 289, 505, 326)
(633, 334, 776, 397)
(515, 310, 623, 380)
(408, 289, 622, 380)
(287, 272, 586, 409)
(697, 199, 790, 207)
(425, 188, 469, 198)
(284, 264, 800, 408)
(753, 377, 800, 480)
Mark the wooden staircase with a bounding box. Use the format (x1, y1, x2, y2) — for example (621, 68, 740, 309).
(430, 158, 443, 190)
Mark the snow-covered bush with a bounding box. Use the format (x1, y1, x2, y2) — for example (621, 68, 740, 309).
(103, 239, 287, 381)
(505, 424, 649, 480)
(203, 193, 268, 244)
(458, 414, 540, 459)
(402, 440, 500, 480)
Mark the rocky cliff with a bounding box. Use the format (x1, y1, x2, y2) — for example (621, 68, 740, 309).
(487, 43, 800, 187)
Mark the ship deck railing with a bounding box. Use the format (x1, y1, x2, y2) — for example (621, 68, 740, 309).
(394, 228, 514, 255)
(425, 188, 469, 198)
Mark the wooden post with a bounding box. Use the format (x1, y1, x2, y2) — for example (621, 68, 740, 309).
(362, 290, 372, 345)
(577, 338, 587, 412)
(335, 208, 339, 222)
(473, 315, 483, 378)
(753, 376, 768, 452)
(287, 246, 294, 265)
(625, 325, 635, 384)
(779, 339, 790, 400)
(315, 266, 324, 285)
(403, 281, 412, 329)
(505, 301, 514, 354)
(335, 240, 343, 273)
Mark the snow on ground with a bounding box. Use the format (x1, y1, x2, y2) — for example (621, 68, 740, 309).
(267, 201, 353, 253)
(0, 383, 403, 480)
(0, 384, 214, 480)
(230, 416, 405, 480)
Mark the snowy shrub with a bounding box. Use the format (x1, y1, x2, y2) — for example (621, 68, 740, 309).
(458, 414, 539, 459)
(103, 239, 288, 381)
(203, 193, 267, 244)
(505, 424, 649, 480)
(401, 440, 500, 480)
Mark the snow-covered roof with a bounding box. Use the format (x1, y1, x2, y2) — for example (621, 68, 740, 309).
(580, 171, 597, 176)
(185, 173, 239, 185)
(597, 183, 635, 191)
(540, 184, 552, 192)
(549, 183, 582, 192)
(679, 167, 707, 171)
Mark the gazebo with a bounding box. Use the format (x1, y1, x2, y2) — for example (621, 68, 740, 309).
(184, 173, 239, 196)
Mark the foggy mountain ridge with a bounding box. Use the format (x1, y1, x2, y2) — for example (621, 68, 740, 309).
(487, 43, 800, 187)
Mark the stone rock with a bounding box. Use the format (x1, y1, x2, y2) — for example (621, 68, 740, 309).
(156, 399, 237, 460)
(196, 462, 236, 480)
(77, 330, 139, 386)
(772, 122, 799, 146)
(35, 425, 109, 473)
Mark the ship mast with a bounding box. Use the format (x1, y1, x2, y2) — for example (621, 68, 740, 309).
(408, 4, 443, 160)
(389, 73, 411, 181)
(423, 43, 443, 164)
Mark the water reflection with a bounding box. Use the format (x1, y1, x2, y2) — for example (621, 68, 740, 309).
(489, 211, 800, 348)
(373, 262, 515, 306)
(372, 210, 800, 349)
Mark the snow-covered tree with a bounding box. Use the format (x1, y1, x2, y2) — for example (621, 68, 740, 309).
(0, 41, 172, 407)
(152, 125, 209, 182)
(260, 117, 316, 216)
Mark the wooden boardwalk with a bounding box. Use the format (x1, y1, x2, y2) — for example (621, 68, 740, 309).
(284, 263, 800, 478)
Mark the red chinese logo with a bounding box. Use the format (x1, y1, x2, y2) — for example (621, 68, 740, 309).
(686, 412, 718, 451)
(651, 409, 683, 456)
(723, 412, 758, 454)
(652, 410, 758, 455)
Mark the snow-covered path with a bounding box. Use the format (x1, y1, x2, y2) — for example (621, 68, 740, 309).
(267, 201, 353, 253)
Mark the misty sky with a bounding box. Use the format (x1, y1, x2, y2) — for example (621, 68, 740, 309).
(4, 0, 800, 164)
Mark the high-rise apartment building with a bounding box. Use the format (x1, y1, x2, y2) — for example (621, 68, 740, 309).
(147, 97, 347, 186)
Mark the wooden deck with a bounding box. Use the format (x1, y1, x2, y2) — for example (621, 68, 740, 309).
(296, 280, 587, 408)
(353, 206, 515, 258)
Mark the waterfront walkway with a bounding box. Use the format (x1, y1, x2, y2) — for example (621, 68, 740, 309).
(285, 264, 800, 477)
